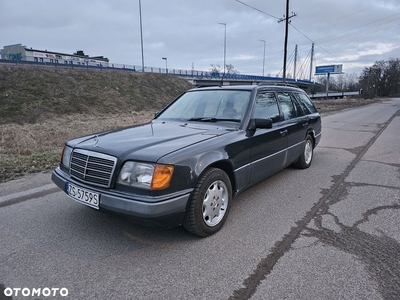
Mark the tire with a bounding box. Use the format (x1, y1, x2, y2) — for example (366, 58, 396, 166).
(183, 168, 232, 237)
(293, 134, 314, 169)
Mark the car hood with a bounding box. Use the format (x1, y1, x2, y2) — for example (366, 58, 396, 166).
(68, 120, 231, 162)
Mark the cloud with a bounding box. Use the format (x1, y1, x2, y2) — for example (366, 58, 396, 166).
(1, 0, 400, 77)
(343, 43, 400, 61)
(233, 54, 256, 60)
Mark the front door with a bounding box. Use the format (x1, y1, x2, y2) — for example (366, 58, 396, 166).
(249, 92, 288, 184)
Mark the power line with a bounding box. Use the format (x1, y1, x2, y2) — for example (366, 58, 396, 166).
(235, 0, 279, 20)
(236, 0, 297, 81)
(287, 23, 337, 60)
(232, 0, 399, 75)
(314, 12, 400, 44)
(304, 0, 387, 32)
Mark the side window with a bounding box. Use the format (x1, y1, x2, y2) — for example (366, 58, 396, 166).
(276, 92, 297, 120)
(254, 92, 280, 123)
(294, 93, 317, 115)
(291, 93, 305, 117)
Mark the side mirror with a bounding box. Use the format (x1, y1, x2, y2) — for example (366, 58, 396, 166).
(254, 118, 273, 129)
(247, 118, 273, 132)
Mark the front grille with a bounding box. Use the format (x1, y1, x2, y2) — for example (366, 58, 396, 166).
(70, 149, 117, 188)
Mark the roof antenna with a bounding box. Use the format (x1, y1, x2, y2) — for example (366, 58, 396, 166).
(218, 72, 226, 87)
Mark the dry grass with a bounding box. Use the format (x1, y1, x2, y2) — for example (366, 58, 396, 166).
(312, 97, 380, 114)
(0, 111, 153, 157)
(0, 64, 193, 124)
(0, 112, 154, 182)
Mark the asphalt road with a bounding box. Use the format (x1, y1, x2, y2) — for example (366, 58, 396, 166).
(1, 98, 399, 300)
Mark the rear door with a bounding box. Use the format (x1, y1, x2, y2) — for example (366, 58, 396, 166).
(275, 92, 308, 164)
(293, 92, 322, 140)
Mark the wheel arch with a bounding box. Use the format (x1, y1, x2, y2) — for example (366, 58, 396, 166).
(306, 128, 316, 148)
(207, 160, 236, 195)
(188, 150, 236, 195)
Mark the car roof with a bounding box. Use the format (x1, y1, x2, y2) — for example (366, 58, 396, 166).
(188, 84, 305, 93)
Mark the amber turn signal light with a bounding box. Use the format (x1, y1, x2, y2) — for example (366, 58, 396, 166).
(151, 165, 174, 190)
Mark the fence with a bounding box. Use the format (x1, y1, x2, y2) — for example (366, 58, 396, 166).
(0, 54, 313, 84)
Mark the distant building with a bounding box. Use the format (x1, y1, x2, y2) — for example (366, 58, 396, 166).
(0, 44, 109, 67)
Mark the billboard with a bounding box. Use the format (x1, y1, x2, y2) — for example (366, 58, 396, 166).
(315, 64, 343, 75)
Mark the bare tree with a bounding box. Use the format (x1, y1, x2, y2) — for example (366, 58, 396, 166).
(336, 74, 345, 91)
(209, 64, 222, 75)
(346, 73, 359, 91)
(209, 63, 239, 75)
(385, 58, 400, 96)
(359, 59, 400, 98)
(225, 64, 239, 75)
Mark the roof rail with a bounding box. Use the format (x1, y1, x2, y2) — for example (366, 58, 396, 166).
(257, 82, 299, 88)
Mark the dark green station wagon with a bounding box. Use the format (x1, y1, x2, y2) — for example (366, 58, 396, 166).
(52, 84, 322, 237)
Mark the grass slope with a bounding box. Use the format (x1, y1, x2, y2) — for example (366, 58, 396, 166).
(0, 64, 193, 124)
(0, 64, 193, 181)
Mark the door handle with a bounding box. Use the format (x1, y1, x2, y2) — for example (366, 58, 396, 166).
(280, 129, 288, 136)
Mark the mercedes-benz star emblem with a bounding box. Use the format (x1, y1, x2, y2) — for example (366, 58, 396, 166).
(94, 135, 99, 147)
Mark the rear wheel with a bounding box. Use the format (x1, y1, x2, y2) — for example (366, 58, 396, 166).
(183, 168, 232, 237)
(293, 134, 314, 169)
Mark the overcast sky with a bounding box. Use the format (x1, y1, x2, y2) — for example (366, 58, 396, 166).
(1, 0, 399, 79)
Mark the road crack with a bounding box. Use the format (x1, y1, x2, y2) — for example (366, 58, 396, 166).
(229, 110, 399, 300)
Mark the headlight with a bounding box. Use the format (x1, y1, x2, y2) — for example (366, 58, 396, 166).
(117, 161, 174, 190)
(61, 145, 73, 168)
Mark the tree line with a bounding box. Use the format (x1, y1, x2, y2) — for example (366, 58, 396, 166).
(358, 58, 400, 98)
(308, 58, 400, 98)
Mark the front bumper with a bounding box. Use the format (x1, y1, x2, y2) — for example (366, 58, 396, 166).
(51, 167, 191, 228)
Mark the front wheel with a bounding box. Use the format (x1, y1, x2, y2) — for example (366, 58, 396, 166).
(183, 168, 232, 237)
(293, 134, 314, 169)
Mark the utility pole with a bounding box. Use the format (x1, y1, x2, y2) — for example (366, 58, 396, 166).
(278, 0, 296, 83)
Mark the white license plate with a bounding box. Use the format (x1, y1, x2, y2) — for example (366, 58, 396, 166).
(66, 183, 100, 209)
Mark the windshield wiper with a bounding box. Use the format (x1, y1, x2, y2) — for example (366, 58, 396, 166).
(188, 117, 217, 122)
(188, 117, 241, 123)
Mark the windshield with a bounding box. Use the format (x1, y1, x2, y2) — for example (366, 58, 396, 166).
(156, 90, 251, 123)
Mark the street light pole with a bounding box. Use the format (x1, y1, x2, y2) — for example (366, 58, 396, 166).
(162, 57, 168, 74)
(219, 23, 226, 75)
(260, 39, 266, 77)
(138, 0, 145, 72)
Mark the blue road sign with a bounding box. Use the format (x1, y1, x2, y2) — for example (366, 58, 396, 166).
(315, 65, 342, 75)
(316, 65, 335, 74)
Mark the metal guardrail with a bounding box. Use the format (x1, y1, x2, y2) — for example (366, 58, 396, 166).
(309, 91, 361, 99)
(0, 57, 315, 85)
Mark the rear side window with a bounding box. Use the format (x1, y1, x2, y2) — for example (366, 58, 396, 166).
(294, 93, 317, 114)
(254, 92, 280, 123)
(276, 92, 297, 120)
(291, 93, 305, 117)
